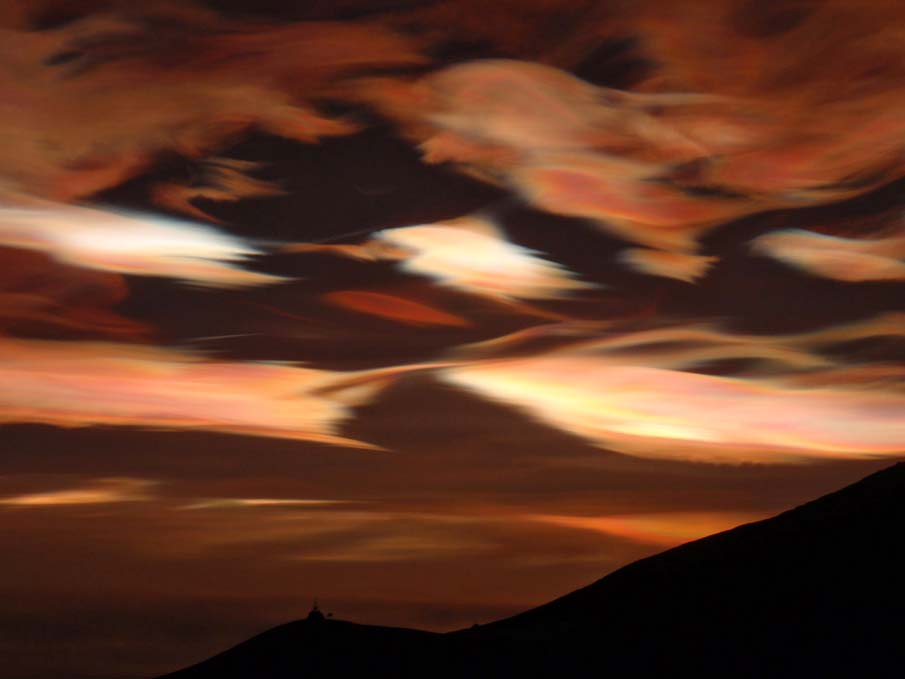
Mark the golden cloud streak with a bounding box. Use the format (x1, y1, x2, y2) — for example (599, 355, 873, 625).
(0, 477, 155, 506)
(528, 511, 763, 547)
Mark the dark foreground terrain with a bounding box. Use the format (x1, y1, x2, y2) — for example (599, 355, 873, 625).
(160, 462, 905, 678)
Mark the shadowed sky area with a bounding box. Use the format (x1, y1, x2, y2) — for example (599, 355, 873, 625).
(0, 2, 904, 678)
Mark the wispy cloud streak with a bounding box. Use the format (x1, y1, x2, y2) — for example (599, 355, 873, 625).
(0, 339, 412, 447)
(751, 229, 905, 283)
(0, 477, 155, 506)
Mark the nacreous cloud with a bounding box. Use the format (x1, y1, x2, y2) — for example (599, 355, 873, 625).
(357, 60, 751, 254)
(440, 316, 905, 463)
(0, 202, 284, 287)
(620, 248, 717, 283)
(288, 217, 593, 303)
(354, 9, 905, 275)
(0, 339, 417, 447)
(751, 229, 905, 283)
(0, 4, 421, 201)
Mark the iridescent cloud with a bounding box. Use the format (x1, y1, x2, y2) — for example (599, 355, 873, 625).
(289, 217, 593, 304)
(357, 59, 749, 256)
(0, 339, 414, 447)
(0, 4, 421, 201)
(441, 317, 905, 463)
(0, 202, 284, 287)
(355, 0, 905, 271)
(751, 229, 905, 283)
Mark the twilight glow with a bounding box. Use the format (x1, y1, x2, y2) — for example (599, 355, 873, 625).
(0, 2, 903, 677)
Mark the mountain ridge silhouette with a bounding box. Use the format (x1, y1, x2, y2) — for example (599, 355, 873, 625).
(158, 462, 905, 678)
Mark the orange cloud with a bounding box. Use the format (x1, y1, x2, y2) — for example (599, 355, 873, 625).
(150, 158, 286, 223)
(751, 229, 905, 283)
(322, 291, 471, 328)
(355, 0, 905, 269)
(353, 60, 755, 254)
(0, 477, 155, 506)
(10, 311, 894, 463)
(0, 202, 284, 287)
(180, 498, 349, 510)
(620, 247, 717, 283)
(529, 511, 762, 547)
(0, 246, 147, 338)
(0, 4, 421, 201)
(508, 152, 750, 251)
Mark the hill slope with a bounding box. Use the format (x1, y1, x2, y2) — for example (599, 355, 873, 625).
(159, 462, 905, 678)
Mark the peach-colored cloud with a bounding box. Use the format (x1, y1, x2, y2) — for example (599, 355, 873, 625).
(358, 59, 724, 165)
(620, 247, 717, 283)
(0, 202, 284, 287)
(0, 338, 418, 447)
(629, 1, 905, 192)
(289, 217, 593, 304)
(751, 229, 905, 283)
(0, 477, 155, 506)
(508, 152, 745, 251)
(377, 219, 594, 301)
(352, 60, 757, 257)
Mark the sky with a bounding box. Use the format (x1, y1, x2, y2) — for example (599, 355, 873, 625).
(0, 1, 903, 677)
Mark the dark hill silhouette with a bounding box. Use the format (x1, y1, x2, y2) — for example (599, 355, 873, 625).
(159, 462, 905, 678)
